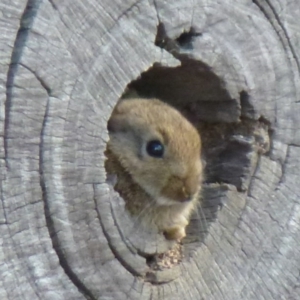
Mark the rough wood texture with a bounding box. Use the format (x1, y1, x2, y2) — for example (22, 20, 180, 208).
(1, 0, 300, 299)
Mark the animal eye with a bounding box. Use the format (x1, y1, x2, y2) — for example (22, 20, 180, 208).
(146, 140, 164, 158)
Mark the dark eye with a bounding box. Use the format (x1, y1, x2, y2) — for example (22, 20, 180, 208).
(146, 140, 164, 158)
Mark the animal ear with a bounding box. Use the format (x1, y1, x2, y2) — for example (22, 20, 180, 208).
(107, 113, 130, 133)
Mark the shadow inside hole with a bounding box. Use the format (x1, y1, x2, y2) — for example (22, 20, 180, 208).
(127, 59, 241, 124)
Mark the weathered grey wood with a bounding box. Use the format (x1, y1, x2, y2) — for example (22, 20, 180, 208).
(1, 0, 300, 299)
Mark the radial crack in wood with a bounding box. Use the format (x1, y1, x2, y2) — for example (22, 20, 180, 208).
(1, 0, 300, 299)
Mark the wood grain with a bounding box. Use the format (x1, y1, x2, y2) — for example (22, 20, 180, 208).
(0, 0, 299, 299)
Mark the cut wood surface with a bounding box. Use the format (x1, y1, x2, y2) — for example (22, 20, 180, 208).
(1, 0, 300, 299)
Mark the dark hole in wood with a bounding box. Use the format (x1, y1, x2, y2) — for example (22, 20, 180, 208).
(176, 28, 202, 49)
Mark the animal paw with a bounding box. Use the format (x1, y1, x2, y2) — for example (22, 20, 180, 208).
(163, 226, 186, 241)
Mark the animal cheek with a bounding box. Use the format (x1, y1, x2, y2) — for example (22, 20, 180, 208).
(133, 167, 169, 198)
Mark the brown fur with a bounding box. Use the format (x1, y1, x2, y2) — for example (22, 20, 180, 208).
(105, 98, 202, 240)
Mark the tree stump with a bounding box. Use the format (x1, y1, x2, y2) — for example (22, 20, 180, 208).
(1, 0, 300, 299)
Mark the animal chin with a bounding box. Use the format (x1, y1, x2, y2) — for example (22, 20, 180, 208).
(155, 196, 193, 206)
(155, 196, 178, 206)
(180, 197, 192, 203)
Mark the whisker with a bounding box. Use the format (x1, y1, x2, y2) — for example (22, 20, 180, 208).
(192, 197, 209, 242)
(197, 204, 208, 233)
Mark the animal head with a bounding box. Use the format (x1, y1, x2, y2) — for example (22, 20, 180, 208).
(107, 98, 202, 206)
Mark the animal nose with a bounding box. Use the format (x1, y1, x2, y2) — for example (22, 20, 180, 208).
(182, 186, 190, 199)
(181, 186, 196, 202)
(184, 177, 199, 197)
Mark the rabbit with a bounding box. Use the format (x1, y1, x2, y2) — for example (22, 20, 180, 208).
(105, 98, 203, 241)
